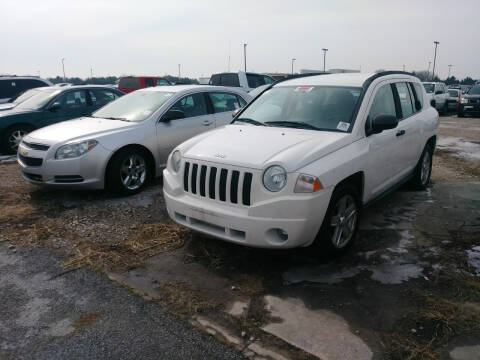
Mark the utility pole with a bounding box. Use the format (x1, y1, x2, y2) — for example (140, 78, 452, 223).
(427, 61, 431, 80)
(322, 48, 328, 72)
(243, 43, 247, 72)
(432, 41, 439, 81)
(90, 68, 93, 78)
(178, 64, 181, 78)
(61, 58, 66, 81)
(448, 64, 453, 78)
(402, 64, 405, 72)
(291, 58, 296, 75)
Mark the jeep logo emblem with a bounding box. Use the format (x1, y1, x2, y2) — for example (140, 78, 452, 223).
(214, 153, 226, 159)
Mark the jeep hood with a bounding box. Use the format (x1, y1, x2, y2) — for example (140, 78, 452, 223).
(26, 116, 136, 144)
(180, 124, 352, 172)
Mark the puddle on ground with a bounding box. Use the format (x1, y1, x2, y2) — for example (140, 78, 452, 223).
(369, 263, 424, 285)
(283, 265, 362, 285)
(467, 246, 480, 276)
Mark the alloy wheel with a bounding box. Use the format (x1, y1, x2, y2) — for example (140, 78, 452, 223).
(420, 149, 431, 185)
(120, 154, 147, 190)
(8, 130, 27, 152)
(330, 194, 358, 249)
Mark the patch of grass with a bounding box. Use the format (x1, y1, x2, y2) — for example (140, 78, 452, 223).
(62, 223, 189, 271)
(155, 281, 220, 317)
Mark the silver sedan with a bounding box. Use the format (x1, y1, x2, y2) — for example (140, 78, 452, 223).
(17, 85, 251, 194)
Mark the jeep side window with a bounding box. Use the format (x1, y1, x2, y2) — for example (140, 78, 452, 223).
(412, 83, 424, 109)
(367, 84, 397, 131)
(394, 82, 414, 119)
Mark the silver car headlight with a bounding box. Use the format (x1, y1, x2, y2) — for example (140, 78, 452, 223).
(55, 140, 98, 159)
(170, 150, 182, 173)
(263, 165, 287, 192)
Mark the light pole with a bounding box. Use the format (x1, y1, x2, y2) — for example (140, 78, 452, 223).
(402, 64, 406, 72)
(61, 58, 66, 81)
(448, 64, 453, 78)
(291, 58, 296, 75)
(90, 68, 93, 78)
(427, 61, 431, 80)
(432, 41, 439, 81)
(178, 64, 181, 78)
(243, 43, 247, 72)
(322, 48, 328, 72)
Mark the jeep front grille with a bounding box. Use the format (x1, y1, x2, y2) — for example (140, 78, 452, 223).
(183, 161, 253, 206)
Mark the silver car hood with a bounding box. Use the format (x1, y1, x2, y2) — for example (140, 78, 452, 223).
(26, 117, 136, 144)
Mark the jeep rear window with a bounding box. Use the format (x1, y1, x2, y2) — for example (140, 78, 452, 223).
(236, 86, 362, 132)
(423, 84, 434, 93)
(119, 77, 140, 89)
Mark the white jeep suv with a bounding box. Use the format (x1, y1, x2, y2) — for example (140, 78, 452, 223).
(163, 72, 438, 253)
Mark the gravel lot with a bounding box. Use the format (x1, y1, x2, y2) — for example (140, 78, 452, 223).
(1, 115, 479, 359)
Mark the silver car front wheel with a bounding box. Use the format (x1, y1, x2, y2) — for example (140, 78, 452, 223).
(120, 154, 147, 191)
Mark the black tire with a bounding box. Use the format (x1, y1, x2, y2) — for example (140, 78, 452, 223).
(314, 183, 361, 255)
(106, 147, 151, 195)
(2, 125, 33, 154)
(409, 144, 433, 190)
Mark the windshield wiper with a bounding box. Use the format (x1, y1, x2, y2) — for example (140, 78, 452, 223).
(96, 116, 130, 122)
(265, 121, 320, 130)
(234, 118, 267, 126)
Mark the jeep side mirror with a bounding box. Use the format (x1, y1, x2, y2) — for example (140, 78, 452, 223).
(232, 108, 242, 118)
(371, 114, 398, 134)
(49, 102, 61, 112)
(430, 99, 436, 108)
(161, 109, 185, 122)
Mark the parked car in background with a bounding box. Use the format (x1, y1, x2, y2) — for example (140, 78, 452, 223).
(163, 72, 437, 253)
(458, 84, 480, 117)
(17, 85, 252, 194)
(460, 85, 472, 94)
(0, 87, 50, 111)
(447, 89, 461, 112)
(0, 85, 123, 154)
(0, 76, 52, 104)
(118, 76, 171, 93)
(422, 82, 449, 114)
(209, 71, 274, 92)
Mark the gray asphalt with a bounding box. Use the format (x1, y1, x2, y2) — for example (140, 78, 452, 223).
(0, 245, 245, 360)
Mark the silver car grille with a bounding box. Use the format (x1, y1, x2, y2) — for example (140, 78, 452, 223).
(183, 161, 253, 206)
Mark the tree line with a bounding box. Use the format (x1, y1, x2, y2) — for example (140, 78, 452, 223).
(375, 69, 477, 85)
(47, 75, 199, 85)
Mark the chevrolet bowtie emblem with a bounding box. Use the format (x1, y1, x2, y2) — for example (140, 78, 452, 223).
(21, 150, 28, 156)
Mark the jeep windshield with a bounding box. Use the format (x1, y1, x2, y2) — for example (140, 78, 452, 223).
(92, 90, 174, 122)
(235, 86, 361, 132)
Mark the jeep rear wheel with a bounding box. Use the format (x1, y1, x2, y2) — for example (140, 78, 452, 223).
(409, 144, 433, 190)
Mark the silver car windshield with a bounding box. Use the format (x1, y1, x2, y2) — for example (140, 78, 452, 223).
(16, 89, 60, 110)
(92, 91, 175, 122)
(235, 86, 361, 132)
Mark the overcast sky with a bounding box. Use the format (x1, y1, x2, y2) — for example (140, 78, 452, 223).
(1, 0, 479, 80)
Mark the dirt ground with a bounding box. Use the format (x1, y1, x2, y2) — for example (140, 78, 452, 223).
(1, 115, 479, 359)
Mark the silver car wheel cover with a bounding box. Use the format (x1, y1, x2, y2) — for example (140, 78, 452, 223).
(330, 194, 357, 249)
(120, 154, 147, 190)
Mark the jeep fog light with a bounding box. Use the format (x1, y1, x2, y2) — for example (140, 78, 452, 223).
(294, 174, 323, 193)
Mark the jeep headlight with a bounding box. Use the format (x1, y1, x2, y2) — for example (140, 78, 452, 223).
(55, 140, 98, 159)
(170, 150, 182, 173)
(263, 165, 287, 192)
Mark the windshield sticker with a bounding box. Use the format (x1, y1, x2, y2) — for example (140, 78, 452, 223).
(295, 86, 314, 92)
(337, 122, 350, 131)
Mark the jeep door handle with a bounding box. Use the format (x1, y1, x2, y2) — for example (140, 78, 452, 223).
(202, 120, 214, 126)
(396, 130, 405, 137)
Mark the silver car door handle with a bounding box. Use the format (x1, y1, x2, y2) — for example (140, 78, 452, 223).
(396, 130, 405, 137)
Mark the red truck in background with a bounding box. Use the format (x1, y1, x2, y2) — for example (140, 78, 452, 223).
(118, 76, 171, 93)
